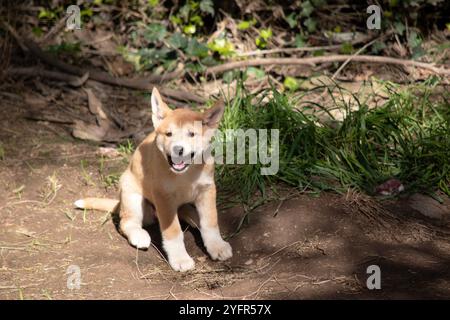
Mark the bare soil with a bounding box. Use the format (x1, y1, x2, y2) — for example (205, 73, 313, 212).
(1, 86, 450, 300)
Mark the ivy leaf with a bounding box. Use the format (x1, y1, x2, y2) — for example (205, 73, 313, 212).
(407, 31, 422, 49)
(186, 39, 209, 58)
(170, 15, 182, 25)
(294, 34, 306, 47)
(201, 56, 219, 67)
(168, 32, 188, 49)
(186, 62, 206, 73)
(300, 1, 314, 17)
(144, 24, 167, 43)
(179, 4, 191, 20)
(371, 41, 386, 54)
(312, 0, 326, 6)
(223, 71, 236, 84)
(246, 67, 265, 79)
(304, 18, 317, 32)
(285, 13, 298, 29)
(394, 21, 405, 35)
(199, 0, 214, 16)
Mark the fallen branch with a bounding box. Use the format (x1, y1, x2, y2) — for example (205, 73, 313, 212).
(8, 67, 89, 87)
(237, 33, 377, 57)
(207, 55, 450, 76)
(2, 21, 202, 103)
(23, 39, 202, 103)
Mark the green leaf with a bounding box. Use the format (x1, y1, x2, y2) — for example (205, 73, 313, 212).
(446, 23, 450, 31)
(190, 15, 204, 26)
(300, 1, 314, 17)
(138, 47, 170, 67)
(32, 27, 43, 37)
(340, 43, 353, 54)
(283, 77, 299, 91)
(81, 8, 93, 17)
(223, 71, 236, 84)
(238, 21, 250, 30)
(294, 34, 306, 48)
(47, 42, 81, 54)
(311, 0, 326, 6)
(260, 28, 272, 40)
(304, 18, 317, 32)
(313, 49, 324, 56)
(255, 37, 266, 48)
(119, 48, 142, 71)
(185, 62, 206, 73)
(200, 56, 219, 67)
(148, 0, 159, 7)
(183, 24, 196, 35)
(168, 32, 188, 49)
(38, 9, 56, 20)
(285, 13, 298, 29)
(179, 4, 191, 20)
(371, 41, 386, 54)
(394, 21, 405, 35)
(407, 31, 422, 49)
(208, 38, 235, 57)
(144, 24, 167, 43)
(186, 39, 209, 58)
(246, 67, 265, 79)
(238, 18, 256, 30)
(170, 15, 182, 25)
(389, 0, 399, 6)
(199, 0, 214, 16)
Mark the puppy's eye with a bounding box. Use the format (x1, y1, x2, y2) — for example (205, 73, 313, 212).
(166, 132, 172, 137)
(188, 131, 195, 137)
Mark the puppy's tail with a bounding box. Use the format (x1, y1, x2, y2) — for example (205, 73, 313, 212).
(74, 198, 119, 212)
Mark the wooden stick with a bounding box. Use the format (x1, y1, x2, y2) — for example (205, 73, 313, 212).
(207, 55, 450, 76)
(2, 20, 202, 103)
(7, 67, 89, 87)
(236, 34, 376, 57)
(23, 39, 203, 103)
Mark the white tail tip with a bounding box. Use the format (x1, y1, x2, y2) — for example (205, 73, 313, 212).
(74, 200, 85, 209)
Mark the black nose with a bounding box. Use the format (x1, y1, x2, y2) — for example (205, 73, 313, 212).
(173, 145, 184, 156)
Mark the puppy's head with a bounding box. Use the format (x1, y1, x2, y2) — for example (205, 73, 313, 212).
(151, 87, 224, 174)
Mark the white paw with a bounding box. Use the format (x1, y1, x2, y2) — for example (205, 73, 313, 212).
(206, 239, 233, 261)
(168, 255, 195, 272)
(128, 229, 151, 249)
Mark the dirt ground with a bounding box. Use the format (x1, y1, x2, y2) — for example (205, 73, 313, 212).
(1, 87, 450, 300)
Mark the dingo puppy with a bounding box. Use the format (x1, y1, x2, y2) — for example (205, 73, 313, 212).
(75, 87, 232, 271)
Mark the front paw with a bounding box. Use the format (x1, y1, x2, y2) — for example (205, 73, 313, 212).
(168, 255, 195, 272)
(206, 239, 233, 261)
(128, 229, 151, 249)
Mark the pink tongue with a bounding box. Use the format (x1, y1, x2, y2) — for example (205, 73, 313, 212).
(173, 161, 185, 170)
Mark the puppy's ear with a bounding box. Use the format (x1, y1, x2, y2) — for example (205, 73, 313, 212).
(151, 87, 171, 129)
(202, 99, 225, 128)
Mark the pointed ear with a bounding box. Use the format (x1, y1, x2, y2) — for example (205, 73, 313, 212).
(202, 99, 225, 128)
(151, 87, 171, 129)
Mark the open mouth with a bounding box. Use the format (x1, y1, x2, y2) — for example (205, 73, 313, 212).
(167, 152, 195, 172)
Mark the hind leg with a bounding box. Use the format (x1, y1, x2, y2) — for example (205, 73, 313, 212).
(119, 190, 152, 249)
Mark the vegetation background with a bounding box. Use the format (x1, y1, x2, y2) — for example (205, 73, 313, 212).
(0, 0, 449, 299)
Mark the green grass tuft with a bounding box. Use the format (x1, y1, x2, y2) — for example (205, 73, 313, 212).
(216, 77, 450, 204)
